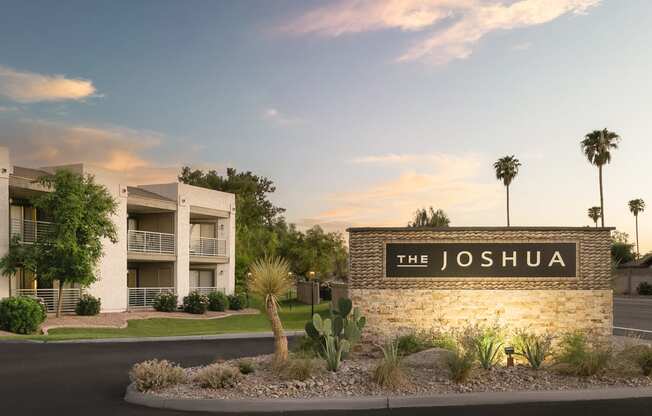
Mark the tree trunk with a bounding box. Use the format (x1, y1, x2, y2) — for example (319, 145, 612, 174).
(598, 165, 605, 227)
(506, 185, 510, 227)
(56, 280, 64, 318)
(635, 214, 640, 259)
(266, 297, 288, 365)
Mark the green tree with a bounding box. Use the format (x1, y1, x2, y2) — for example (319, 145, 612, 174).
(408, 207, 450, 228)
(0, 236, 35, 296)
(580, 129, 620, 227)
(1, 170, 118, 317)
(611, 231, 635, 265)
(493, 155, 521, 227)
(587, 206, 601, 228)
(628, 199, 645, 259)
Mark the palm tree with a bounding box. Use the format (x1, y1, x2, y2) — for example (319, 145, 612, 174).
(248, 256, 293, 364)
(587, 206, 601, 227)
(493, 155, 521, 226)
(628, 199, 645, 259)
(580, 129, 620, 227)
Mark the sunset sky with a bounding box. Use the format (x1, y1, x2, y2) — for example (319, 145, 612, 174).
(1, 0, 651, 252)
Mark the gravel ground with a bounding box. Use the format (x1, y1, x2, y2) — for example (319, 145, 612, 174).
(151, 342, 652, 400)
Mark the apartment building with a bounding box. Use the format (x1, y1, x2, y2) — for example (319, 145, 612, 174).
(0, 147, 236, 313)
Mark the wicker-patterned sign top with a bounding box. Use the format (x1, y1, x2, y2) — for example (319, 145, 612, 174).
(348, 227, 613, 291)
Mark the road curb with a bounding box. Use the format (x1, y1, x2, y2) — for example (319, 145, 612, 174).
(125, 384, 652, 414)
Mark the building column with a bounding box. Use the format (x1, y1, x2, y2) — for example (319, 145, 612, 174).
(0, 148, 10, 298)
(226, 204, 236, 295)
(175, 200, 190, 302)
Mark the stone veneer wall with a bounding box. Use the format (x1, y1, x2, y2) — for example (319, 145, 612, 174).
(348, 227, 613, 337)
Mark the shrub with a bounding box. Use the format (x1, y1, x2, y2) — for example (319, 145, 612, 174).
(208, 291, 229, 311)
(75, 294, 101, 316)
(637, 348, 652, 376)
(637, 282, 652, 296)
(227, 293, 247, 310)
(183, 291, 209, 314)
(292, 335, 320, 357)
(238, 359, 255, 375)
(129, 359, 185, 392)
(395, 332, 431, 356)
(555, 331, 612, 376)
(282, 357, 316, 381)
(446, 346, 475, 383)
(0, 296, 46, 334)
(512, 330, 553, 369)
(194, 364, 240, 389)
(464, 325, 504, 370)
(153, 291, 178, 312)
(373, 340, 406, 389)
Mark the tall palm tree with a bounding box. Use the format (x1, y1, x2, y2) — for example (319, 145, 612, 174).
(493, 155, 521, 226)
(580, 129, 620, 227)
(248, 256, 293, 364)
(628, 199, 645, 259)
(587, 206, 601, 227)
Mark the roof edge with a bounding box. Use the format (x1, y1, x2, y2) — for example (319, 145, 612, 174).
(347, 226, 616, 232)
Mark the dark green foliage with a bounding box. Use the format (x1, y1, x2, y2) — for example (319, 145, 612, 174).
(612, 243, 635, 265)
(555, 331, 612, 376)
(227, 293, 247, 310)
(463, 325, 504, 370)
(183, 292, 209, 314)
(512, 330, 553, 369)
(395, 332, 433, 356)
(0, 296, 46, 334)
(237, 359, 255, 374)
(75, 294, 101, 316)
(408, 207, 450, 227)
(636, 347, 652, 376)
(153, 292, 178, 312)
(207, 291, 229, 311)
(637, 282, 652, 296)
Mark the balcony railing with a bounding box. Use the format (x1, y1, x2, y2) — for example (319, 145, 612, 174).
(189, 237, 227, 257)
(190, 287, 226, 296)
(14, 288, 82, 314)
(10, 218, 53, 243)
(127, 230, 175, 255)
(127, 287, 175, 309)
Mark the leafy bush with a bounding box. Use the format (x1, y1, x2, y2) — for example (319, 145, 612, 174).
(75, 294, 101, 316)
(637, 282, 652, 296)
(129, 359, 186, 392)
(153, 291, 178, 312)
(194, 364, 240, 389)
(0, 296, 46, 334)
(512, 330, 553, 369)
(183, 291, 209, 314)
(373, 340, 406, 389)
(637, 348, 652, 376)
(292, 335, 320, 357)
(464, 325, 504, 370)
(237, 359, 255, 375)
(282, 357, 316, 381)
(227, 293, 248, 310)
(555, 331, 612, 376)
(395, 332, 432, 356)
(446, 346, 475, 383)
(208, 291, 229, 311)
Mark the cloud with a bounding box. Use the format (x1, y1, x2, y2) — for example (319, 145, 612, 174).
(282, 0, 599, 65)
(0, 119, 181, 184)
(262, 107, 301, 126)
(0, 65, 97, 103)
(0, 106, 20, 112)
(310, 152, 500, 227)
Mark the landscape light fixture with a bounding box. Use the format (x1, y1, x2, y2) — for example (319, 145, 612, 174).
(504, 346, 515, 367)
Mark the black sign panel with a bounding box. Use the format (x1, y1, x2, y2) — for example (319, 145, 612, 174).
(385, 242, 577, 278)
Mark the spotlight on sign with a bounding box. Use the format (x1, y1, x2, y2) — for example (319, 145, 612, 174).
(505, 346, 515, 367)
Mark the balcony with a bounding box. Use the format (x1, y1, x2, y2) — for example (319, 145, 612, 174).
(10, 218, 53, 243)
(189, 237, 227, 257)
(127, 230, 175, 255)
(127, 287, 175, 309)
(14, 288, 82, 314)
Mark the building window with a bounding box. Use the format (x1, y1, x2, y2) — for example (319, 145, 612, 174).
(190, 269, 215, 288)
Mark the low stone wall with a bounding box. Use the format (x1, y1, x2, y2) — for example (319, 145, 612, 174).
(350, 288, 613, 337)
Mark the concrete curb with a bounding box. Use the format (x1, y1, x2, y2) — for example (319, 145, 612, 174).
(0, 331, 304, 344)
(125, 384, 652, 414)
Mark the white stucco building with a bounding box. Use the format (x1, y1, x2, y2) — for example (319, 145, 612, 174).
(0, 147, 236, 313)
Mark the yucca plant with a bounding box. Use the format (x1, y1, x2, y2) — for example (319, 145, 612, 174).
(465, 325, 504, 370)
(248, 256, 293, 364)
(373, 339, 406, 389)
(512, 330, 553, 369)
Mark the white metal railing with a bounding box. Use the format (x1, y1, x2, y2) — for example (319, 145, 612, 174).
(127, 230, 175, 255)
(189, 287, 226, 296)
(14, 288, 82, 314)
(127, 287, 176, 309)
(10, 218, 54, 243)
(189, 237, 227, 257)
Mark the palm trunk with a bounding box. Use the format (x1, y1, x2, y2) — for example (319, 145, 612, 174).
(635, 214, 640, 259)
(506, 185, 510, 227)
(266, 297, 288, 364)
(598, 165, 605, 227)
(56, 280, 64, 318)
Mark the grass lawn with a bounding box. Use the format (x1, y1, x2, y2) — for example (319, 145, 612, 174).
(1, 299, 329, 342)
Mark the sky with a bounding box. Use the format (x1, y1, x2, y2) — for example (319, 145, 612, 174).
(1, 0, 651, 252)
